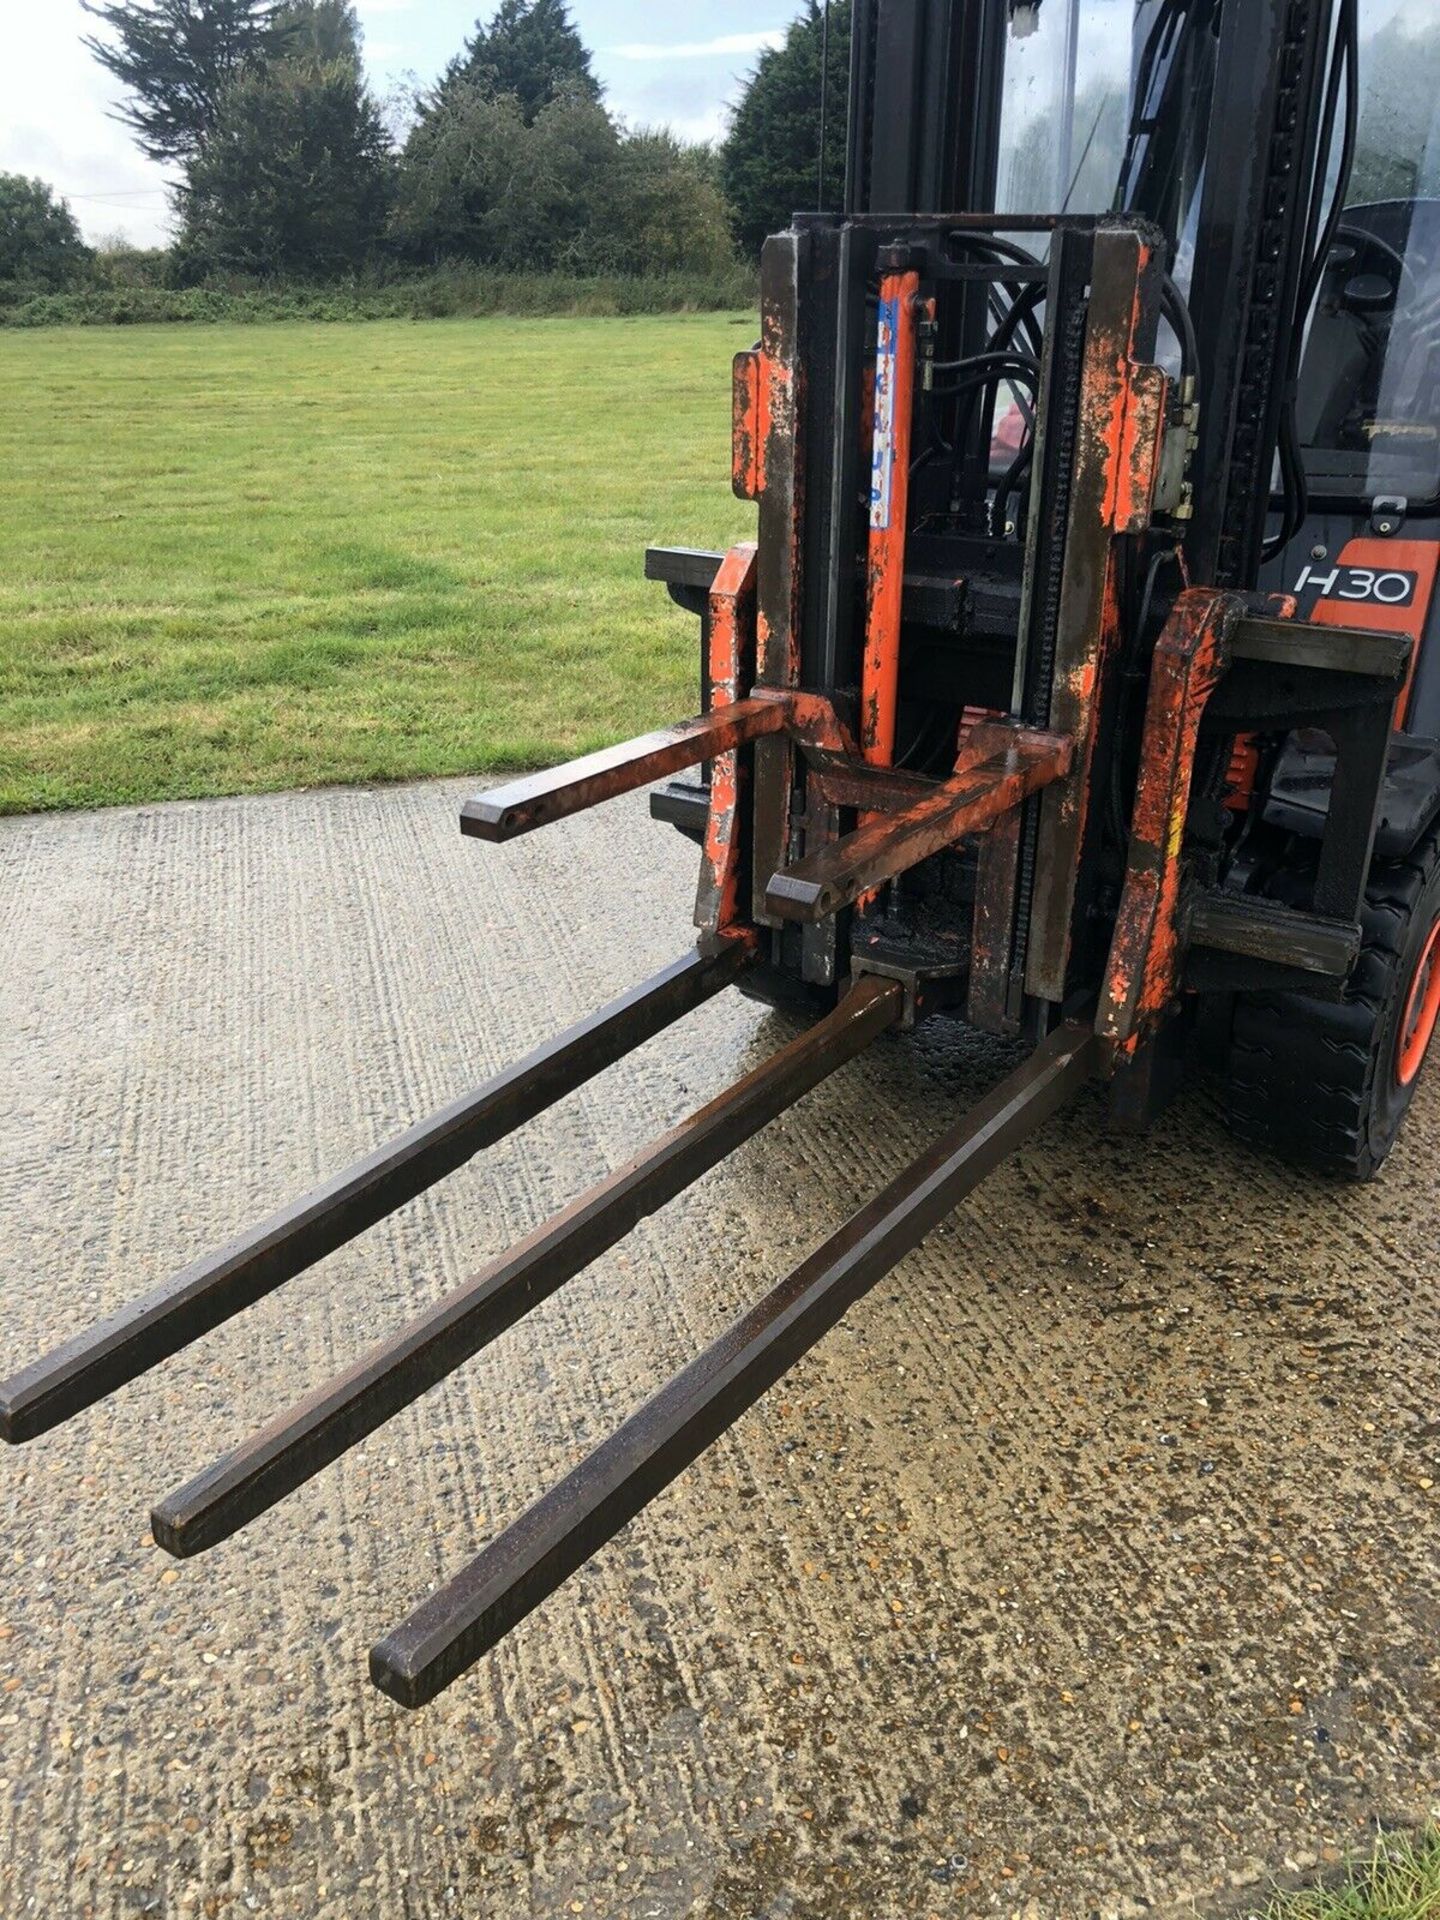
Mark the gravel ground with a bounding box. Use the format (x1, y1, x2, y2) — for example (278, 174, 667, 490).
(0, 778, 1436, 1920)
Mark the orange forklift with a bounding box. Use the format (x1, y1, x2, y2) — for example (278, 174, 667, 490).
(5, 0, 1439, 1706)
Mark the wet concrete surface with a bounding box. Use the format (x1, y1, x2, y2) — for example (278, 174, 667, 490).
(0, 778, 1436, 1920)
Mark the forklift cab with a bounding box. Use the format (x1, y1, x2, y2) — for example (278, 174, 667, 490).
(1299, 198, 1440, 525)
(984, 0, 1440, 733)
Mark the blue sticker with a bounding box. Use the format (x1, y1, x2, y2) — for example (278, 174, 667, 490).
(871, 293, 901, 534)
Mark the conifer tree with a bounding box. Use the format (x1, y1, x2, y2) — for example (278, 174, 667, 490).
(722, 1, 850, 259)
(438, 0, 602, 126)
(82, 0, 286, 164)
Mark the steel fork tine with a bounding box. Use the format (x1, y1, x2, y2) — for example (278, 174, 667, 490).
(151, 978, 904, 1558)
(0, 945, 750, 1444)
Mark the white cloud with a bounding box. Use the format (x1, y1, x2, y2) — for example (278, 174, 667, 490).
(610, 31, 786, 62)
(616, 105, 731, 145)
(0, 1, 176, 248)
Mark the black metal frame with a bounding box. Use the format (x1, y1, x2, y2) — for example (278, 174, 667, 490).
(665, 0, 1402, 1007)
(846, 0, 1007, 217)
(1186, 0, 1341, 586)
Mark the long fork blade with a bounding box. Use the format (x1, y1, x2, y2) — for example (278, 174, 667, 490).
(151, 975, 904, 1559)
(371, 1018, 1102, 1709)
(0, 944, 751, 1445)
(461, 698, 791, 843)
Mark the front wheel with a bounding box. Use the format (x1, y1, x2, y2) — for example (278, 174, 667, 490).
(1224, 819, 1440, 1180)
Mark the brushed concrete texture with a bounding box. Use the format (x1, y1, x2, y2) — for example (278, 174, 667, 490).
(0, 779, 1437, 1920)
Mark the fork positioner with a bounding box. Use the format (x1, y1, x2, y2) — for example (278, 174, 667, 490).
(8, 0, 1440, 1710)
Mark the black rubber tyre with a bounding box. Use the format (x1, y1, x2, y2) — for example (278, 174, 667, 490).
(1225, 819, 1440, 1181)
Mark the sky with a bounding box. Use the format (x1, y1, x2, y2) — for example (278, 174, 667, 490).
(0, 0, 797, 249)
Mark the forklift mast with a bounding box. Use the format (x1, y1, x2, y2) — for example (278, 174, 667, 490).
(646, 0, 1406, 1058)
(5, 0, 1440, 1709)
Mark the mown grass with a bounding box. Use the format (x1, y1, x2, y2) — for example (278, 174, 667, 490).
(1256, 1830, 1440, 1920)
(0, 315, 757, 813)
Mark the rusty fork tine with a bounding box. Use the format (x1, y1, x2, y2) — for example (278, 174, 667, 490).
(460, 698, 791, 844)
(0, 946, 751, 1446)
(370, 1018, 1102, 1710)
(151, 977, 905, 1560)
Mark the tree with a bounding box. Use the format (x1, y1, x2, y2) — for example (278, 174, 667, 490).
(722, 1, 850, 259)
(81, 0, 286, 165)
(391, 87, 615, 270)
(503, 93, 619, 268)
(274, 0, 361, 71)
(395, 0, 606, 260)
(389, 84, 527, 266)
(390, 88, 735, 277)
(438, 0, 601, 126)
(599, 132, 735, 276)
(179, 58, 392, 277)
(0, 176, 93, 288)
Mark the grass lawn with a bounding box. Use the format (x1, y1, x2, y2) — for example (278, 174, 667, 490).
(0, 315, 756, 814)
(1259, 1830, 1440, 1919)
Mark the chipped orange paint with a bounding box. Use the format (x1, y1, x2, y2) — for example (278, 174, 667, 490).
(731, 351, 767, 502)
(1052, 563, 1121, 851)
(1108, 363, 1169, 533)
(755, 262, 805, 687)
(1099, 589, 1240, 1053)
(783, 689, 860, 758)
(696, 543, 759, 935)
(1081, 255, 1161, 534)
(1028, 230, 1170, 1002)
(749, 254, 807, 928)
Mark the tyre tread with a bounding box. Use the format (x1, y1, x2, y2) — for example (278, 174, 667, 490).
(1223, 820, 1440, 1181)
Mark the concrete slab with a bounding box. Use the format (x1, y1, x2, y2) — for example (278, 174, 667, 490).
(0, 779, 1436, 1920)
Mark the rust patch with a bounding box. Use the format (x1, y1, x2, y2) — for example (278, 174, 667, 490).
(766, 727, 1073, 925)
(1027, 227, 1169, 1003)
(1099, 588, 1242, 1053)
(751, 234, 808, 927)
(802, 753, 946, 815)
(1109, 362, 1169, 534)
(784, 689, 859, 759)
(696, 543, 760, 935)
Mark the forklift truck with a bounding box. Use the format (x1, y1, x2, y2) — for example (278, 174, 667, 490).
(4, 0, 1438, 1707)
